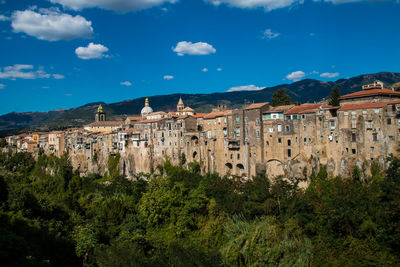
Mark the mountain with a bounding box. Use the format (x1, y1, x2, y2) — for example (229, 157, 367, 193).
(1, 72, 400, 136)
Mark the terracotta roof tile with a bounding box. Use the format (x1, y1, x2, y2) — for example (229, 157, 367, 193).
(267, 105, 294, 112)
(204, 110, 232, 119)
(285, 103, 322, 115)
(243, 102, 269, 110)
(339, 100, 400, 111)
(126, 116, 142, 121)
(193, 113, 206, 118)
(340, 88, 400, 100)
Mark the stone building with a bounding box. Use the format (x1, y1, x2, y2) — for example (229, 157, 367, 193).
(8, 81, 400, 182)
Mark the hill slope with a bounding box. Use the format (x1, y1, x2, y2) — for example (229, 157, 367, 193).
(1, 72, 400, 135)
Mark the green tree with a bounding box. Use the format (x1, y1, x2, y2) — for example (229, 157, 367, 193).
(0, 138, 7, 148)
(328, 87, 341, 106)
(271, 88, 291, 107)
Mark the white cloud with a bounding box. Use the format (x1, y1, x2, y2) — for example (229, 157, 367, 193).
(163, 75, 174, 80)
(202, 68, 208, 72)
(262, 28, 280, 39)
(0, 14, 10, 21)
(0, 84, 5, 89)
(120, 81, 132, 86)
(217, 67, 222, 71)
(320, 72, 339, 78)
(206, 0, 385, 11)
(173, 41, 216, 56)
(50, 0, 178, 12)
(53, 74, 64, 79)
(286, 70, 306, 82)
(75, 43, 109, 59)
(206, 0, 298, 11)
(0, 64, 63, 80)
(11, 9, 93, 41)
(227, 84, 265, 92)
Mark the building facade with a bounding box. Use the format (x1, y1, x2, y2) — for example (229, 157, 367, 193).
(6, 82, 400, 182)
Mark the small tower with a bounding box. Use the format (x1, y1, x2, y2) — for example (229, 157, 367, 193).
(177, 97, 184, 114)
(95, 104, 106, 122)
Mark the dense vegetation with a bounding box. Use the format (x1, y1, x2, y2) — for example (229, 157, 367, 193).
(1, 149, 400, 266)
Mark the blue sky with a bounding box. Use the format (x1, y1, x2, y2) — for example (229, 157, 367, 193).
(0, 0, 399, 115)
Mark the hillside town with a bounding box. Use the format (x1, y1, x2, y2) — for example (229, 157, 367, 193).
(5, 81, 400, 181)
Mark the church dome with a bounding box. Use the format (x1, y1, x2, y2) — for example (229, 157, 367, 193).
(141, 98, 153, 116)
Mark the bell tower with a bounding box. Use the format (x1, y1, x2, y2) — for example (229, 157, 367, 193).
(95, 104, 106, 122)
(177, 97, 184, 114)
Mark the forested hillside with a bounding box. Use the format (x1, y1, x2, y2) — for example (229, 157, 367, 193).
(1, 147, 400, 266)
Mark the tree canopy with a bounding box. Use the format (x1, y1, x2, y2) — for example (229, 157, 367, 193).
(0, 151, 399, 266)
(328, 87, 341, 106)
(271, 89, 291, 106)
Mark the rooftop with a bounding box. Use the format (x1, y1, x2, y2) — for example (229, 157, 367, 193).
(340, 88, 400, 100)
(285, 103, 322, 115)
(339, 100, 400, 111)
(243, 102, 270, 110)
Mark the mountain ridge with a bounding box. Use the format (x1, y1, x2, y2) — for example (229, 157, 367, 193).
(1, 72, 400, 136)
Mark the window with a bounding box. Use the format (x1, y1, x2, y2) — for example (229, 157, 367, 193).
(230, 154, 233, 159)
(351, 118, 357, 128)
(371, 147, 375, 154)
(374, 108, 379, 114)
(245, 127, 249, 134)
(237, 154, 240, 160)
(263, 114, 271, 120)
(366, 120, 373, 129)
(285, 125, 290, 132)
(352, 149, 356, 155)
(168, 131, 172, 137)
(389, 136, 394, 141)
(351, 133, 356, 142)
(330, 121, 336, 128)
(207, 131, 211, 138)
(302, 114, 306, 119)
(304, 138, 307, 143)
(223, 128, 227, 137)
(269, 128, 273, 133)
(287, 139, 291, 146)
(278, 138, 282, 144)
(372, 133, 378, 141)
(321, 136, 324, 141)
(244, 117, 248, 124)
(236, 116, 240, 124)
(387, 118, 392, 125)
(288, 149, 292, 157)
(293, 115, 298, 120)
(277, 124, 282, 132)
(218, 118, 221, 124)
(344, 111, 349, 116)
(236, 128, 240, 137)
(256, 118, 260, 126)
(256, 130, 260, 137)
(224, 117, 227, 124)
